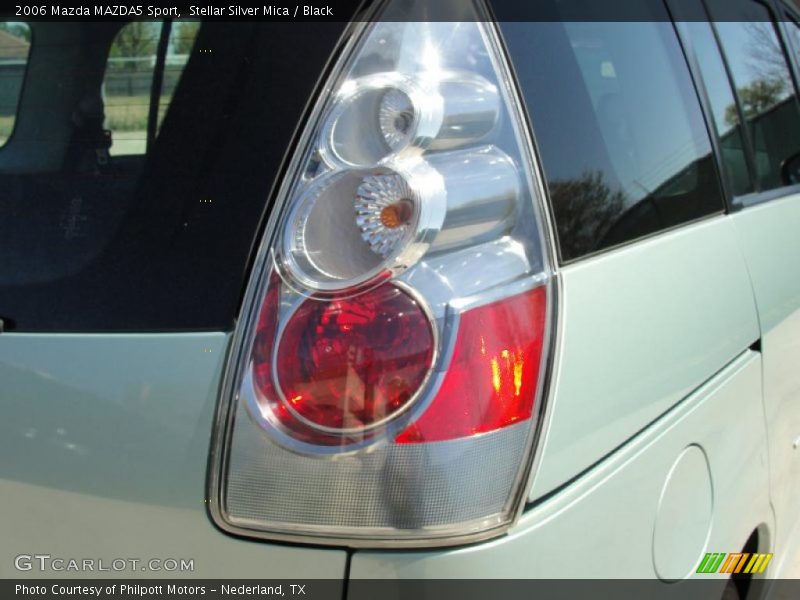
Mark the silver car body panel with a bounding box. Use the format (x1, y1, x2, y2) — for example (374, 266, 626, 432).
(351, 350, 771, 579)
(0, 333, 347, 578)
(528, 214, 760, 500)
(730, 191, 800, 574)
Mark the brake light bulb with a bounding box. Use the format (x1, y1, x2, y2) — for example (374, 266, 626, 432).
(274, 283, 435, 433)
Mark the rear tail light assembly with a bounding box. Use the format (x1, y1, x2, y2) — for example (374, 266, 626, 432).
(209, 0, 556, 547)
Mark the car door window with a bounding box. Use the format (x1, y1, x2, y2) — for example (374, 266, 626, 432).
(508, 0, 723, 261)
(708, 0, 800, 191)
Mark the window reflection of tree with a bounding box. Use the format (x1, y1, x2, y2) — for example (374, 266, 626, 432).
(724, 22, 792, 127)
(552, 150, 718, 260)
(725, 79, 788, 126)
(717, 19, 800, 190)
(742, 21, 791, 85)
(550, 170, 626, 259)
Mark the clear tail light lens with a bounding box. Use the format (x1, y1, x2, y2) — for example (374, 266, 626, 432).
(210, 0, 555, 547)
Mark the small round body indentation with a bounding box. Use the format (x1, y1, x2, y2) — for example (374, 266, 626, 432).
(653, 444, 713, 581)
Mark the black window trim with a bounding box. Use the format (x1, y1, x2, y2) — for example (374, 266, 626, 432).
(147, 19, 173, 153)
(699, 0, 800, 210)
(776, 2, 800, 100)
(705, 17, 761, 204)
(729, 181, 800, 208)
(669, 0, 764, 209)
(666, 0, 741, 213)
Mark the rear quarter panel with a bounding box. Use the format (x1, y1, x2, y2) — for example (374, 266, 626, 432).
(0, 333, 347, 578)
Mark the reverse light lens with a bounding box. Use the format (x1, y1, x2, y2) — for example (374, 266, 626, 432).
(321, 72, 438, 168)
(282, 145, 518, 291)
(378, 88, 417, 151)
(320, 71, 500, 170)
(275, 283, 435, 433)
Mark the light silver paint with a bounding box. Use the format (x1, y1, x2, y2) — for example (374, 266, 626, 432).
(730, 191, 800, 577)
(0, 333, 347, 578)
(528, 215, 760, 500)
(351, 351, 772, 579)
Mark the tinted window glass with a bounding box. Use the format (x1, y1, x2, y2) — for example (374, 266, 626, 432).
(680, 20, 754, 197)
(159, 22, 199, 131)
(0, 22, 30, 146)
(0, 21, 347, 331)
(709, 0, 800, 191)
(503, 1, 723, 261)
(104, 21, 197, 156)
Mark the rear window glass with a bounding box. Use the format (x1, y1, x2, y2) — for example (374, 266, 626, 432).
(0, 21, 346, 332)
(0, 22, 31, 146)
(503, 0, 724, 262)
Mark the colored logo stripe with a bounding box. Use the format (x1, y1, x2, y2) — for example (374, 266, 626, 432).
(697, 553, 725, 573)
(746, 553, 773, 574)
(697, 553, 774, 574)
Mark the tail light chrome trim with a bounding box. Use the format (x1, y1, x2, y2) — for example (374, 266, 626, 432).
(208, 2, 561, 548)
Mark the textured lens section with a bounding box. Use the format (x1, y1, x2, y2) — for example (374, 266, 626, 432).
(274, 283, 434, 433)
(378, 89, 415, 151)
(355, 172, 417, 258)
(227, 400, 527, 532)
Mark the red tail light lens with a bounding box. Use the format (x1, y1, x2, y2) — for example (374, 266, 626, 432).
(274, 284, 434, 433)
(396, 286, 546, 443)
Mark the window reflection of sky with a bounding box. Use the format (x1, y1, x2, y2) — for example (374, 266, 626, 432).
(560, 21, 711, 207)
